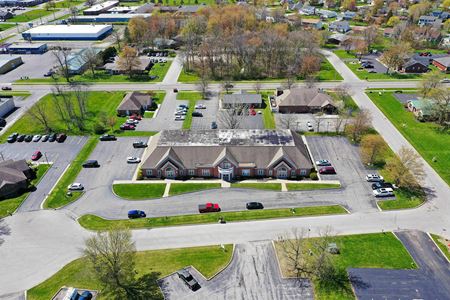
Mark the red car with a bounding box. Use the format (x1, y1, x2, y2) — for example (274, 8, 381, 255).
(31, 150, 42, 161)
(120, 124, 135, 130)
(198, 203, 221, 213)
(319, 166, 336, 174)
(130, 115, 142, 121)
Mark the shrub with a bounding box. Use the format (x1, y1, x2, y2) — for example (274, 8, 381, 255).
(93, 122, 106, 134)
(310, 172, 318, 180)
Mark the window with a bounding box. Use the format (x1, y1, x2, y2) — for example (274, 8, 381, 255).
(146, 170, 152, 176)
(202, 169, 210, 176)
(257, 169, 264, 176)
(300, 169, 307, 175)
(166, 167, 174, 178)
(157, 170, 161, 177)
(242, 169, 250, 176)
(188, 169, 195, 176)
(291, 170, 296, 176)
(179, 170, 184, 176)
(223, 162, 231, 168)
(269, 170, 273, 176)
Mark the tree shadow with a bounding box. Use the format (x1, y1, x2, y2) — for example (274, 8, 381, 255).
(125, 272, 163, 300)
(348, 273, 371, 290)
(0, 218, 11, 247)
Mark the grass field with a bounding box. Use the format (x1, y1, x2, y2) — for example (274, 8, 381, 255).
(258, 91, 276, 129)
(286, 183, 341, 191)
(79, 205, 347, 230)
(367, 91, 450, 186)
(169, 183, 221, 196)
(377, 188, 425, 210)
(0, 91, 31, 98)
(16, 62, 172, 84)
(275, 232, 417, 299)
(176, 91, 202, 129)
(43, 138, 98, 209)
(0, 91, 165, 139)
(112, 183, 166, 200)
(27, 244, 233, 300)
(54, 0, 84, 8)
(9, 9, 56, 22)
(176, 91, 203, 101)
(231, 183, 282, 191)
(430, 234, 450, 261)
(0, 164, 50, 218)
(0, 23, 15, 31)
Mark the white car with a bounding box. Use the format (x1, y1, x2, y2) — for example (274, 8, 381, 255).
(440, 78, 450, 83)
(315, 159, 331, 166)
(68, 183, 84, 190)
(195, 104, 206, 109)
(174, 115, 186, 121)
(366, 174, 384, 182)
(307, 121, 314, 132)
(373, 188, 394, 197)
(127, 156, 141, 163)
(126, 119, 138, 125)
(174, 111, 187, 116)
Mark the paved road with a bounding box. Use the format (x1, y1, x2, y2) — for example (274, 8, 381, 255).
(160, 241, 313, 300)
(139, 90, 184, 131)
(350, 230, 450, 299)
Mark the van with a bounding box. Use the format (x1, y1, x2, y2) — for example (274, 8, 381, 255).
(128, 210, 146, 219)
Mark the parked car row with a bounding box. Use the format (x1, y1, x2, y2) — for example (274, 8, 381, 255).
(366, 173, 397, 197)
(316, 159, 336, 175)
(147, 51, 169, 57)
(120, 115, 141, 131)
(7, 132, 66, 143)
(174, 104, 188, 121)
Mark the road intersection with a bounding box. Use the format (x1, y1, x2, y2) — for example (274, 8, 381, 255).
(0, 50, 450, 297)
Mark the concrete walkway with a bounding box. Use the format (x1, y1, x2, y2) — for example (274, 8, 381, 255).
(162, 55, 183, 84)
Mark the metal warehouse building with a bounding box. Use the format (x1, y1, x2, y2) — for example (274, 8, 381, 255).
(0, 97, 15, 117)
(71, 13, 151, 23)
(8, 43, 48, 54)
(0, 56, 23, 74)
(22, 24, 113, 41)
(83, 0, 119, 15)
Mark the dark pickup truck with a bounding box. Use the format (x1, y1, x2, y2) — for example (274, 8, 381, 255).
(198, 203, 221, 213)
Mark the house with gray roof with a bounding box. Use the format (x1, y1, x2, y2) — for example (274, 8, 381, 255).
(0, 159, 33, 198)
(117, 91, 153, 116)
(140, 130, 313, 181)
(329, 21, 350, 33)
(432, 56, 450, 73)
(222, 91, 262, 109)
(276, 88, 336, 114)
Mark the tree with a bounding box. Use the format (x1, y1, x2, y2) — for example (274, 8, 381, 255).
(117, 46, 141, 78)
(353, 39, 368, 60)
(219, 104, 247, 129)
(81, 48, 101, 78)
(197, 74, 210, 99)
(387, 16, 400, 27)
(27, 100, 52, 133)
(408, 1, 431, 22)
(112, 30, 123, 52)
(341, 0, 356, 11)
(69, 6, 78, 20)
(360, 134, 387, 166)
(44, 0, 55, 11)
(253, 81, 262, 94)
(430, 89, 450, 127)
(380, 42, 411, 74)
(53, 47, 72, 82)
(346, 109, 372, 143)
(385, 146, 425, 189)
(0, 218, 9, 246)
(222, 78, 234, 94)
(85, 0, 95, 6)
(84, 228, 137, 299)
(279, 113, 297, 130)
(107, 116, 117, 132)
(101, 46, 117, 64)
(362, 25, 379, 51)
(418, 69, 444, 97)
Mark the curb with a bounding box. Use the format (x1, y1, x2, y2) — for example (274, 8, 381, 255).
(427, 232, 450, 264)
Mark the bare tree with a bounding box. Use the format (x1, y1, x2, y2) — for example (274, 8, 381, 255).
(346, 109, 372, 142)
(71, 83, 89, 120)
(253, 81, 262, 94)
(69, 6, 78, 21)
(85, 0, 95, 6)
(53, 47, 72, 82)
(117, 46, 141, 78)
(222, 78, 234, 94)
(386, 146, 425, 188)
(219, 104, 247, 129)
(196, 75, 210, 99)
(431, 89, 450, 128)
(27, 100, 52, 133)
(315, 114, 324, 132)
(279, 113, 298, 130)
(277, 228, 311, 278)
(0, 218, 10, 246)
(112, 30, 123, 52)
(81, 48, 101, 78)
(283, 71, 297, 90)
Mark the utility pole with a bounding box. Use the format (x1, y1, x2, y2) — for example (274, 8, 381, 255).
(0, 152, 4, 161)
(44, 152, 49, 164)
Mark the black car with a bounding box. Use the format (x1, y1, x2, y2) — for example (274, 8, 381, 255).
(99, 134, 116, 141)
(128, 210, 146, 219)
(133, 141, 147, 148)
(364, 65, 374, 69)
(211, 121, 218, 129)
(371, 182, 396, 190)
(177, 269, 201, 291)
(0, 118, 6, 127)
(246, 202, 264, 210)
(24, 135, 33, 142)
(7, 132, 18, 143)
(48, 133, 57, 142)
(17, 134, 26, 142)
(192, 111, 203, 117)
(82, 160, 100, 168)
(56, 133, 67, 143)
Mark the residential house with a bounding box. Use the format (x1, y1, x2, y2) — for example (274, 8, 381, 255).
(329, 21, 351, 33)
(222, 91, 262, 109)
(383, 28, 393, 38)
(66, 48, 102, 75)
(418, 15, 437, 26)
(432, 56, 450, 73)
(0, 159, 33, 198)
(318, 9, 337, 19)
(299, 6, 316, 15)
(300, 18, 323, 29)
(407, 98, 433, 120)
(140, 130, 313, 181)
(104, 56, 152, 75)
(116, 91, 153, 116)
(327, 33, 350, 45)
(276, 88, 336, 114)
(402, 59, 429, 73)
(343, 11, 356, 20)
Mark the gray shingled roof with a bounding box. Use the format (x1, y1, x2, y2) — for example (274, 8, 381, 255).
(277, 88, 334, 108)
(141, 130, 312, 170)
(433, 56, 450, 67)
(223, 92, 262, 105)
(117, 92, 152, 111)
(0, 159, 29, 188)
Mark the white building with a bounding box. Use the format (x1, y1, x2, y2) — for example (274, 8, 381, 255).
(22, 24, 113, 41)
(83, 0, 119, 15)
(0, 97, 15, 118)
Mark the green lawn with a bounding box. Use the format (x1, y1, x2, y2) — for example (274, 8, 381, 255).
(286, 183, 341, 191)
(9, 9, 57, 22)
(16, 62, 172, 84)
(0, 23, 15, 31)
(112, 183, 166, 200)
(176, 91, 203, 101)
(27, 244, 233, 300)
(258, 91, 276, 129)
(276, 232, 417, 299)
(144, 111, 154, 118)
(430, 234, 450, 261)
(377, 188, 425, 210)
(176, 92, 202, 130)
(177, 69, 200, 82)
(367, 91, 450, 185)
(0, 91, 165, 139)
(0, 91, 31, 98)
(54, 0, 84, 8)
(231, 183, 282, 191)
(169, 183, 221, 196)
(79, 205, 347, 230)
(0, 164, 51, 218)
(43, 138, 98, 209)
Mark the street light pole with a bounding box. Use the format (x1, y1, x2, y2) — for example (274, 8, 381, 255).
(44, 152, 49, 165)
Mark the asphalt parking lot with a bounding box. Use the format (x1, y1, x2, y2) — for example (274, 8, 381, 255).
(275, 113, 343, 132)
(0, 52, 60, 83)
(190, 96, 219, 130)
(306, 136, 378, 212)
(349, 230, 450, 299)
(360, 54, 387, 74)
(159, 241, 313, 300)
(0, 136, 88, 212)
(139, 91, 183, 131)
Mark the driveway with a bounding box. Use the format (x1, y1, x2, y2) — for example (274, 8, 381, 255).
(138, 91, 183, 131)
(159, 241, 313, 300)
(349, 230, 450, 299)
(361, 54, 387, 74)
(0, 136, 88, 212)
